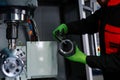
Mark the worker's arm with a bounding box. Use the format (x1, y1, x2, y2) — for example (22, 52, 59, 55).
(86, 54, 120, 71)
(53, 8, 103, 38)
(66, 8, 103, 34)
(52, 8, 104, 63)
(66, 45, 120, 71)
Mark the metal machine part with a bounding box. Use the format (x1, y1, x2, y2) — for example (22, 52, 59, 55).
(0, 0, 38, 78)
(13, 48, 26, 64)
(5, 8, 28, 50)
(0, 7, 28, 49)
(2, 57, 24, 78)
(4, 8, 27, 22)
(55, 30, 75, 57)
(0, 0, 38, 50)
(6, 22, 18, 49)
(0, 48, 25, 78)
(59, 39, 75, 57)
(55, 29, 66, 42)
(0, 7, 30, 23)
(8, 39, 16, 50)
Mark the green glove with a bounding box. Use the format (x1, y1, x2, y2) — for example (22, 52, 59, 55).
(52, 24, 68, 40)
(66, 45, 87, 64)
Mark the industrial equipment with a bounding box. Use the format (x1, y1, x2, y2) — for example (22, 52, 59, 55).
(0, 0, 38, 78)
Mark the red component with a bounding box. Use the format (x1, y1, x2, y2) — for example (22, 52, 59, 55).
(104, 24, 120, 54)
(108, 0, 120, 6)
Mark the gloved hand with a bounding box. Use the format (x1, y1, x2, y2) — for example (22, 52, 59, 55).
(52, 24, 68, 40)
(66, 45, 87, 64)
(53, 24, 87, 64)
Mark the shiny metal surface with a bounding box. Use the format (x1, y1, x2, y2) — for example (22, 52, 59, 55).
(59, 39, 74, 55)
(4, 9, 27, 22)
(2, 56, 24, 78)
(0, 48, 25, 78)
(6, 9, 26, 21)
(27, 41, 58, 79)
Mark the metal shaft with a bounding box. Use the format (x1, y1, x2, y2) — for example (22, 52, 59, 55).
(8, 39, 16, 50)
(6, 22, 18, 50)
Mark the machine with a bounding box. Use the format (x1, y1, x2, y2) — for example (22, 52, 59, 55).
(0, 0, 38, 78)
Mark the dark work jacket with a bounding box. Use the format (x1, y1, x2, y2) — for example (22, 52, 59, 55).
(66, 5, 120, 80)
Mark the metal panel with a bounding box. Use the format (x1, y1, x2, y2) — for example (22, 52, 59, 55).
(27, 41, 58, 79)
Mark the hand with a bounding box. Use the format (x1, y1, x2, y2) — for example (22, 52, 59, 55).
(66, 45, 87, 64)
(52, 24, 68, 41)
